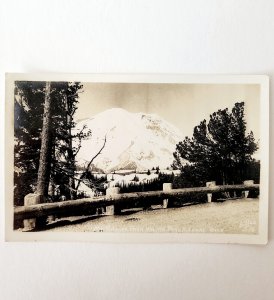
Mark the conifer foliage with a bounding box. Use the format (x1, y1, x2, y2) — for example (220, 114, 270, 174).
(172, 102, 259, 186)
(14, 81, 89, 205)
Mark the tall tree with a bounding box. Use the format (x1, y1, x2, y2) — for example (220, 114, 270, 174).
(49, 82, 87, 199)
(172, 102, 259, 186)
(36, 81, 52, 200)
(14, 81, 45, 205)
(14, 81, 86, 205)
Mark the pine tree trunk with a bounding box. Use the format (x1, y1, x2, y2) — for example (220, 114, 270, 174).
(36, 82, 52, 201)
(66, 95, 76, 200)
(68, 123, 76, 199)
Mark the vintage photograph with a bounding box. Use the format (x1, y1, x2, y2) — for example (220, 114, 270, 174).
(5, 74, 269, 243)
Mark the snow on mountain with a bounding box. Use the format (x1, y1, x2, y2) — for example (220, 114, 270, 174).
(74, 108, 184, 172)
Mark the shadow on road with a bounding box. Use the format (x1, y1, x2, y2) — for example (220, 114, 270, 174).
(39, 215, 105, 231)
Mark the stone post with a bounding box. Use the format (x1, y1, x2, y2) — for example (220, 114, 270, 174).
(47, 215, 55, 224)
(243, 180, 254, 198)
(206, 181, 216, 203)
(162, 183, 172, 208)
(23, 193, 44, 231)
(105, 187, 120, 215)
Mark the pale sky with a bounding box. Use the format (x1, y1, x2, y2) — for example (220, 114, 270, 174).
(76, 83, 260, 142)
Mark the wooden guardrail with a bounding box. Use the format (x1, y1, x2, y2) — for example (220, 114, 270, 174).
(14, 182, 259, 230)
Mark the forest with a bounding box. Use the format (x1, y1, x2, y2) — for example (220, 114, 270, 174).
(14, 81, 90, 205)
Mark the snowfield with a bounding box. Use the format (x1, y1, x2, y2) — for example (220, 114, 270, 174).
(76, 169, 181, 196)
(74, 108, 184, 172)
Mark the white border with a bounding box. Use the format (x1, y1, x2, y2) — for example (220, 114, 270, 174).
(5, 74, 269, 244)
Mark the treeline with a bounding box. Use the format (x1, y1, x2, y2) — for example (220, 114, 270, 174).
(115, 173, 175, 193)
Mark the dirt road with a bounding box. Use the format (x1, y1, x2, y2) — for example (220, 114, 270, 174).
(45, 198, 259, 234)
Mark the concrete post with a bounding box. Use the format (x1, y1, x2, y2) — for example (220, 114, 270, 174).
(206, 181, 216, 203)
(162, 183, 172, 208)
(47, 215, 55, 223)
(23, 193, 44, 231)
(105, 187, 120, 215)
(243, 180, 254, 198)
(96, 207, 105, 215)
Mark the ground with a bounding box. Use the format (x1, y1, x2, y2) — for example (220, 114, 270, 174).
(45, 198, 259, 234)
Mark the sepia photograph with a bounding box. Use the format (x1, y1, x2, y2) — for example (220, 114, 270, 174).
(5, 74, 269, 243)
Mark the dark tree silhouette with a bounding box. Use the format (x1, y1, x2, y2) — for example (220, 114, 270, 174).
(14, 81, 87, 205)
(36, 81, 52, 200)
(172, 102, 259, 186)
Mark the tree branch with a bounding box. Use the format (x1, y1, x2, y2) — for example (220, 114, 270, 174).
(75, 135, 107, 191)
(86, 135, 107, 171)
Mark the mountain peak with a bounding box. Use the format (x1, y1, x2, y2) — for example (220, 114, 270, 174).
(96, 107, 130, 117)
(75, 108, 183, 172)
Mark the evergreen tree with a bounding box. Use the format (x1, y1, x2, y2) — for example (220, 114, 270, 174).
(50, 81, 88, 199)
(37, 81, 52, 200)
(14, 81, 86, 205)
(14, 81, 47, 205)
(133, 174, 139, 182)
(172, 102, 258, 186)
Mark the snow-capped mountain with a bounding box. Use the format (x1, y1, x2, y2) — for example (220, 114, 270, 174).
(74, 108, 184, 172)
